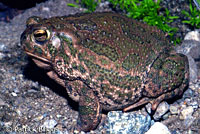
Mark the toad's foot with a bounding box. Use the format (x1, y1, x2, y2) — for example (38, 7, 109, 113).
(77, 88, 102, 132)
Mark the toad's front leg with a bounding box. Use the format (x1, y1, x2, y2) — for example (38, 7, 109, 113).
(77, 88, 102, 132)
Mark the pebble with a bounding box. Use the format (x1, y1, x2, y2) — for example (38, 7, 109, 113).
(34, 114, 47, 121)
(42, 7, 50, 12)
(54, 130, 64, 134)
(74, 130, 86, 134)
(56, 114, 62, 118)
(0, 98, 6, 106)
(189, 101, 198, 109)
(184, 30, 200, 41)
(63, 130, 69, 134)
(183, 88, 195, 98)
(169, 103, 180, 115)
(106, 111, 152, 134)
(16, 109, 22, 116)
(183, 98, 199, 109)
(153, 102, 169, 120)
(43, 119, 57, 129)
(13, 88, 20, 93)
(145, 122, 171, 134)
(11, 92, 17, 97)
(179, 106, 194, 120)
(183, 115, 195, 128)
(146, 102, 169, 120)
(0, 42, 7, 52)
(0, 52, 6, 60)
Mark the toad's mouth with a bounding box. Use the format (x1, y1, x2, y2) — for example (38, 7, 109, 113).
(25, 51, 52, 70)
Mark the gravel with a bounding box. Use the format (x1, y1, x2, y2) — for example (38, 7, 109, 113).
(0, 0, 200, 134)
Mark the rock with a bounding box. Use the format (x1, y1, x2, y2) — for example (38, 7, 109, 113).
(183, 88, 195, 98)
(189, 101, 198, 109)
(180, 40, 200, 60)
(43, 119, 57, 129)
(169, 103, 180, 115)
(153, 102, 169, 120)
(179, 106, 194, 120)
(184, 30, 200, 41)
(0, 98, 6, 106)
(182, 115, 195, 128)
(145, 122, 171, 134)
(0, 52, 6, 60)
(145, 102, 169, 120)
(0, 42, 7, 52)
(106, 111, 152, 134)
(34, 114, 47, 121)
(11, 92, 17, 97)
(63, 130, 70, 134)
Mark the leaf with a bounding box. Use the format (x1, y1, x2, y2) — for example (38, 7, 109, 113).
(67, 3, 80, 8)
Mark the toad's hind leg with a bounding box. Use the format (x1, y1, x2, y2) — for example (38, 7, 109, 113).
(77, 86, 102, 132)
(143, 52, 189, 111)
(150, 84, 187, 111)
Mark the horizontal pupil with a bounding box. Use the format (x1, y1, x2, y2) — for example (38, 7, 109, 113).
(34, 33, 46, 38)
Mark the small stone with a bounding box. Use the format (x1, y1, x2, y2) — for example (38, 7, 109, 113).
(189, 101, 198, 109)
(11, 76, 16, 80)
(162, 112, 170, 120)
(0, 52, 6, 60)
(169, 104, 180, 115)
(13, 88, 20, 93)
(189, 84, 196, 90)
(11, 92, 17, 97)
(106, 111, 152, 134)
(145, 103, 152, 114)
(179, 106, 194, 120)
(187, 129, 197, 134)
(183, 89, 194, 98)
(63, 130, 69, 134)
(0, 42, 7, 52)
(43, 119, 57, 129)
(184, 30, 200, 41)
(73, 130, 79, 134)
(0, 98, 6, 106)
(16, 109, 22, 116)
(145, 122, 171, 134)
(56, 114, 62, 118)
(42, 7, 50, 12)
(55, 130, 63, 134)
(183, 115, 195, 128)
(34, 114, 47, 121)
(153, 102, 169, 120)
(18, 74, 23, 79)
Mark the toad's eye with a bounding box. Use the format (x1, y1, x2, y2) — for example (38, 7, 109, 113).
(33, 29, 50, 43)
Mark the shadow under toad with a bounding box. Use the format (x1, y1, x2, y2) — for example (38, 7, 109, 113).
(22, 57, 79, 111)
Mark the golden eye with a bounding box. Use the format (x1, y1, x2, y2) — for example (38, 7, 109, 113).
(33, 29, 50, 42)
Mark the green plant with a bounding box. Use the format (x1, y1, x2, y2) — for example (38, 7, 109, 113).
(67, 0, 101, 12)
(182, 0, 200, 28)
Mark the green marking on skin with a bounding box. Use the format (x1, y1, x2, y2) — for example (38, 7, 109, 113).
(33, 45, 43, 56)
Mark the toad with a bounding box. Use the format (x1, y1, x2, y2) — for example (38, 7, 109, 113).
(21, 12, 189, 132)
